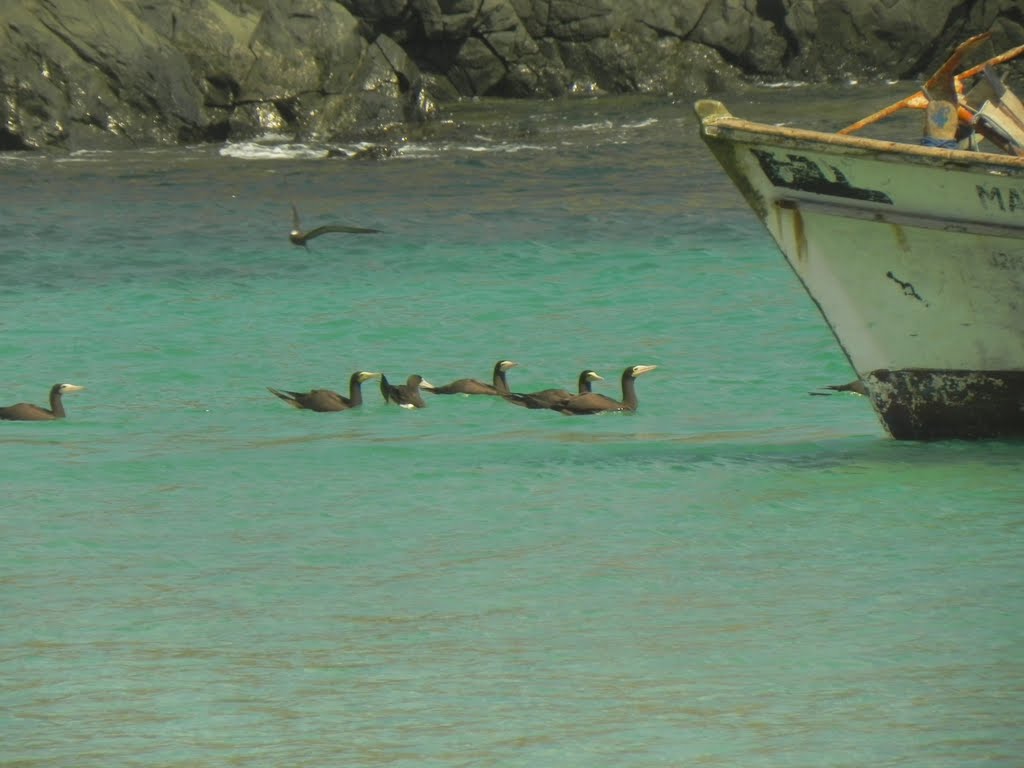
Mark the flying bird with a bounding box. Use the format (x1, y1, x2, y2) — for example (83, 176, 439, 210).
(289, 203, 380, 246)
(0, 383, 86, 421)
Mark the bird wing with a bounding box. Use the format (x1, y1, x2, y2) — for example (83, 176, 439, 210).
(557, 392, 622, 414)
(428, 378, 494, 395)
(304, 389, 349, 411)
(505, 388, 571, 408)
(825, 380, 867, 395)
(303, 224, 381, 239)
(503, 392, 533, 407)
(269, 387, 349, 411)
(395, 386, 426, 407)
(0, 402, 55, 420)
(379, 376, 395, 403)
(268, 387, 303, 408)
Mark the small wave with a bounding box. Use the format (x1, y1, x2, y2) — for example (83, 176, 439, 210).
(52, 148, 118, 163)
(0, 152, 42, 165)
(621, 117, 658, 129)
(572, 120, 614, 131)
(461, 142, 547, 153)
(762, 80, 811, 89)
(219, 135, 329, 160)
(397, 141, 549, 157)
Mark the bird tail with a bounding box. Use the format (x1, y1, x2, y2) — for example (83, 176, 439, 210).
(503, 392, 544, 408)
(816, 380, 867, 396)
(267, 387, 299, 407)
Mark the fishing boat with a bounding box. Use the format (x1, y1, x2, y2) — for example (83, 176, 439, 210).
(696, 34, 1024, 440)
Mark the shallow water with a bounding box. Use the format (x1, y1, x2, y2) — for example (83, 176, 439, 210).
(2, 85, 1022, 767)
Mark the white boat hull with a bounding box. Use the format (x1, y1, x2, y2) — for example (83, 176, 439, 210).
(697, 99, 1024, 440)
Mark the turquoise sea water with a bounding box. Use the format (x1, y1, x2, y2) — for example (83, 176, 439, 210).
(2, 88, 1022, 767)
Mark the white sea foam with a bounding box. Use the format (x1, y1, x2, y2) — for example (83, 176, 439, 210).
(219, 135, 330, 160)
(397, 141, 549, 157)
(461, 142, 546, 153)
(762, 80, 810, 88)
(52, 148, 117, 163)
(572, 120, 614, 131)
(621, 117, 658, 129)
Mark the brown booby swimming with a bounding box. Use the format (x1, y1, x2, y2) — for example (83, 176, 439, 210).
(0, 383, 85, 421)
(505, 369, 604, 409)
(426, 359, 518, 395)
(379, 374, 433, 409)
(268, 371, 381, 412)
(289, 203, 380, 246)
(810, 379, 867, 396)
(554, 364, 657, 415)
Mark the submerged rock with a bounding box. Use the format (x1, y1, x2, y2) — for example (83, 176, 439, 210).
(0, 0, 1020, 151)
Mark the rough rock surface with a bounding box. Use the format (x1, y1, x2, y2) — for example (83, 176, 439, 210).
(1, 0, 436, 150)
(0, 0, 1021, 150)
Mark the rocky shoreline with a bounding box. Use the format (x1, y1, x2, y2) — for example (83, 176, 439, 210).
(1, 0, 1021, 151)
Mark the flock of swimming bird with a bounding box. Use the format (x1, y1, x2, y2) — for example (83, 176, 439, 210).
(0, 362, 659, 421)
(0, 362, 862, 421)
(1, 208, 861, 422)
(271, 360, 658, 414)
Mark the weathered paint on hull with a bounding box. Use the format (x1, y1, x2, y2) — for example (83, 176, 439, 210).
(866, 369, 1024, 440)
(696, 99, 1024, 440)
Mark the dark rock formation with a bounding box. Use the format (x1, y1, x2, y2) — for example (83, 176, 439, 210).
(1, 0, 206, 149)
(0, 0, 1021, 151)
(781, 0, 1023, 82)
(1, 0, 435, 150)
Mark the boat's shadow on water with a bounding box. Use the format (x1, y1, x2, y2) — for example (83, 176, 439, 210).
(5, 414, 1021, 474)
(512, 428, 1024, 473)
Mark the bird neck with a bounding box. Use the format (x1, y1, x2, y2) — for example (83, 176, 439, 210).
(349, 380, 363, 406)
(49, 389, 65, 418)
(493, 370, 511, 394)
(620, 375, 639, 410)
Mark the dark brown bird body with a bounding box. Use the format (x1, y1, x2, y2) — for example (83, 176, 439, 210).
(268, 371, 380, 411)
(380, 374, 432, 408)
(555, 365, 657, 415)
(506, 369, 603, 409)
(0, 383, 85, 421)
(427, 360, 518, 395)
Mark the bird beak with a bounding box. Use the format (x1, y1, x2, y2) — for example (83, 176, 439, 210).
(634, 365, 658, 377)
(362, 372, 382, 381)
(591, 373, 604, 381)
(419, 379, 435, 390)
(64, 384, 86, 392)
